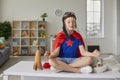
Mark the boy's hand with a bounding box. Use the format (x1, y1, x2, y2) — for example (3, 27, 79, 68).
(93, 49, 100, 57)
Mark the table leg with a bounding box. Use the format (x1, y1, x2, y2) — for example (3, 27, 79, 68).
(3, 75, 8, 80)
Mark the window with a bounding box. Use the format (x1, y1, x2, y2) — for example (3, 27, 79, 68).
(86, 0, 104, 38)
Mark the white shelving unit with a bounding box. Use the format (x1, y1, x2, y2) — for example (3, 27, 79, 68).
(12, 20, 46, 56)
(50, 37, 55, 53)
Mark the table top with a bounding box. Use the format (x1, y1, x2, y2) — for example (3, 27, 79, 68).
(3, 61, 120, 79)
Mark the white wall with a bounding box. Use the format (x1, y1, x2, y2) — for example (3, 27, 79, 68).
(0, 0, 2, 21)
(117, 0, 120, 54)
(0, 0, 118, 54)
(0, 0, 86, 51)
(85, 0, 117, 54)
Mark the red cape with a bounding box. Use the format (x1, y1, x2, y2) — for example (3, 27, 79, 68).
(53, 31, 85, 57)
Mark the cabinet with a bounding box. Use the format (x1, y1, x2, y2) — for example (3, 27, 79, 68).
(12, 20, 46, 56)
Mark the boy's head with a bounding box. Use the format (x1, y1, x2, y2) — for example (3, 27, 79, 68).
(62, 12, 76, 22)
(62, 12, 77, 37)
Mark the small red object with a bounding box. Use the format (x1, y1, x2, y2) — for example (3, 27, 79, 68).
(43, 62, 51, 69)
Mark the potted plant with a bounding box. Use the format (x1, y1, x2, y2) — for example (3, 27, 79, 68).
(0, 21, 12, 40)
(41, 13, 48, 21)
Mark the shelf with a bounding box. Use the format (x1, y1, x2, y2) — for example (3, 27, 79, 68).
(12, 20, 47, 56)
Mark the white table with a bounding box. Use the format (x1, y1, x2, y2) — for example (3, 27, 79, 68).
(3, 61, 120, 80)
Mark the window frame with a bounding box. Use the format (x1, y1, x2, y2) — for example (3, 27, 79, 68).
(86, 0, 104, 38)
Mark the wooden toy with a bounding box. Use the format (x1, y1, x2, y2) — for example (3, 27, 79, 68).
(33, 47, 43, 70)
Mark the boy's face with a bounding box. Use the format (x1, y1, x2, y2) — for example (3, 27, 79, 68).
(64, 17, 76, 31)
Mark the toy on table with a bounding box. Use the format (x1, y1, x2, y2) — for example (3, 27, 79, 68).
(93, 57, 108, 73)
(43, 51, 51, 69)
(103, 55, 120, 72)
(33, 47, 43, 70)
